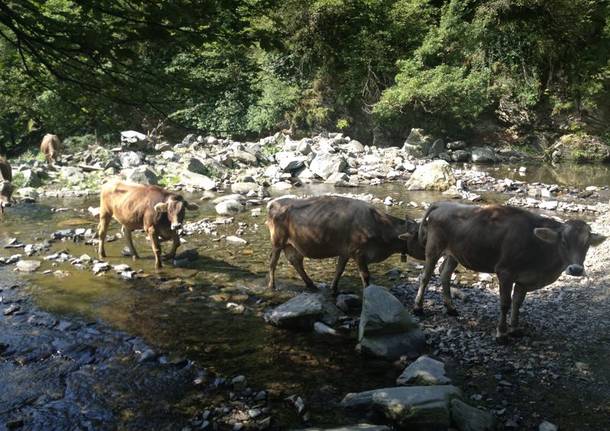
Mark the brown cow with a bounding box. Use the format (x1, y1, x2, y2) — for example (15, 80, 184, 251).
(97, 180, 198, 268)
(0, 156, 14, 214)
(266, 195, 425, 293)
(40, 134, 61, 165)
(415, 201, 605, 342)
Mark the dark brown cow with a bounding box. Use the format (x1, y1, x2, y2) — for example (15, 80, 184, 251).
(40, 134, 61, 165)
(266, 195, 425, 293)
(0, 156, 14, 214)
(415, 201, 605, 342)
(98, 180, 198, 268)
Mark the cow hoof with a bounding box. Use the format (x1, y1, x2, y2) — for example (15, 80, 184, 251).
(495, 333, 510, 344)
(509, 328, 525, 337)
(446, 307, 459, 317)
(412, 307, 424, 316)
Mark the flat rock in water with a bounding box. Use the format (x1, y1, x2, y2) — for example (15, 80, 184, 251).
(405, 160, 455, 192)
(264, 293, 341, 330)
(397, 355, 451, 386)
(450, 398, 496, 431)
(215, 200, 244, 215)
(341, 385, 462, 429)
(15, 260, 41, 272)
(226, 235, 248, 245)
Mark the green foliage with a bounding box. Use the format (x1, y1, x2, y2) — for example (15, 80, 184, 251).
(0, 0, 609, 149)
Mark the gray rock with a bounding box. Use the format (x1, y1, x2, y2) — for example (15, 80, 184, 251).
(470, 147, 498, 163)
(341, 385, 463, 429)
(155, 142, 172, 152)
(121, 130, 147, 144)
(264, 293, 341, 329)
(450, 398, 496, 431)
(92, 262, 110, 274)
(336, 293, 361, 313)
(298, 425, 390, 431)
(446, 140, 467, 150)
(538, 421, 558, 431)
(310, 153, 347, 179)
(270, 181, 293, 192)
(345, 140, 365, 153)
(428, 139, 446, 157)
(124, 166, 158, 185)
(119, 151, 143, 168)
(325, 172, 350, 186)
(397, 355, 451, 386)
(59, 166, 85, 185)
(182, 133, 197, 146)
(451, 150, 471, 162)
(15, 260, 41, 272)
(21, 169, 42, 187)
(401, 128, 433, 157)
(181, 171, 216, 190)
(275, 151, 307, 172)
(232, 150, 258, 165)
(358, 285, 425, 360)
(185, 157, 209, 175)
(297, 140, 313, 155)
(161, 151, 179, 161)
(231, 182, 260, 194)
(215, 200, 244, 215)
(405, 160, 456, 192)
(226, 235, 247, 245)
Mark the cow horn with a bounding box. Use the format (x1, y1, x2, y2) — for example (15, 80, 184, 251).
(590, 233, 606, 246)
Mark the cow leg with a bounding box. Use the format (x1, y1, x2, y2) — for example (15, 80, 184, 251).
(147, 226, 163, 269)
(267, 247, 282, 290)
(284, 245, 316, 290)
(509, 284, 527, 337)
(356, 257, 370, 288)
(97, 213, 111, 259)
(495, 270, 514, 343)
(439, 256, 459, 316)
(330, 255, 349, 295)
(413, 246, 443, 316)
(166, 231, 180, 260)
(122, 226, 140, 260)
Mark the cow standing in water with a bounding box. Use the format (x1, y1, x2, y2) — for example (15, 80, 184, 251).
(415, 201, 605, 342)
(266, 195, 425, 293)
(98, 180, 199, 268)
(40, 134, 61, 165)
(0, 156, 14, 214)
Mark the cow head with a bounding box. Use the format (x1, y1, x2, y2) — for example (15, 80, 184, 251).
(0, 181, 14, 214)
(534, 220, 605, 276)
(398, 218, 425, 260)
(154, 195, 199, 230)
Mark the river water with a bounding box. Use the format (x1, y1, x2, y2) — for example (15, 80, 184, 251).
(0, 162, 608, 427)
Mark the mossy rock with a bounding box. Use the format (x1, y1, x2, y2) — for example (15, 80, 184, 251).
(551, 134, 610, 163)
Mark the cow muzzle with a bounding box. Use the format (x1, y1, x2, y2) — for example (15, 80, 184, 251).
(566, 264, 584, 276)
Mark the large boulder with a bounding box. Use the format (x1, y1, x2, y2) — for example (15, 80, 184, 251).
(427, 139, 446, 157)
(124, 166, 158, 185)
(21, 169, 42, 187)
(185, 157, 209, 175)
(59, 166, 86, 185)
(550, 133, 610, 163)
(310, 153, 347, 180)
(231, 182, 260, 194)
(397, 355, 451, 386)
(120, 130, 147, 145)
(16, 260, 41, 272)
(358, 285, 425, 360)
(180, 171, 216, 190)
(232, 150, 259, 165)
(450, 398, 496, 431)
(275, 151, 307, 172)
(470, 147, 498, 164)
(215, 199, 245, 215)
(405, 160, 455, 192)
(119, 151, 143, 168)
(401, 128, 433, 157)
(341, 385, 463, 429)
(264, 293, 341, 330)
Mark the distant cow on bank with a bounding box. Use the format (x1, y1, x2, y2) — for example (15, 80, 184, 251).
(266, 195, 425, 293)
(415, 201, 605, 342)
(98, 180, 199, 268)
(40, 134, 61, 165)
(0, 156, 14, 214)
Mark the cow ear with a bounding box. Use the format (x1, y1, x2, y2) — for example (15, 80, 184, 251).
(534, 227, 559, 243)
(186, 202, 199, 211)
(154, 202, 168, 213)
(398, 232, 413, 241)
(590, 233, 606, 247)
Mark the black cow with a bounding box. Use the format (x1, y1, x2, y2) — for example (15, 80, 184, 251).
(266, 195, 425, 293)
(414, 201, 605, 341)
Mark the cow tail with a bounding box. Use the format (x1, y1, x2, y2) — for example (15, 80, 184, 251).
(419, 204, 436, 247)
